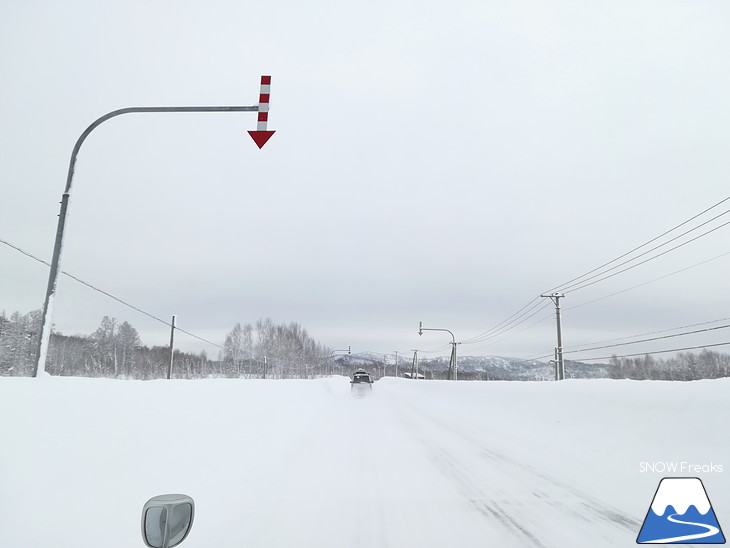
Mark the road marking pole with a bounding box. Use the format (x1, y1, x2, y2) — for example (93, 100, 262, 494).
(248, 75, 276, 149)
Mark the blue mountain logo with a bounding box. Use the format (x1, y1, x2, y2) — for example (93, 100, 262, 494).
(637, 477, 725, 544)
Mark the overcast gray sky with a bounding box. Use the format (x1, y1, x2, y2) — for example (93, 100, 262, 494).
(2, 0, 729, 363)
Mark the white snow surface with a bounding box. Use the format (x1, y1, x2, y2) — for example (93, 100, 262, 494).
(1, 376, 728, 548)
(650, 477, 712, 516)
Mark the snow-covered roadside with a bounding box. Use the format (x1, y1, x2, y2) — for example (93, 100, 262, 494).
(378, 378, 729, 542)
(1, 375, 727, 547)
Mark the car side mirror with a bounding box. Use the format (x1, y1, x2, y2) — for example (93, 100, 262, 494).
(142, 494, 195, 548)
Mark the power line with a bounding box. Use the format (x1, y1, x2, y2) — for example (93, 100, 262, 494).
(558, 207, 730, 293)
(563, 217, 730, 294)
(566, 250, 730, 312)
(564, 317, 730, 351)
(467, 310, 555, 355)
(575, 341, 730, 362)
(462, 198, 730, 355)
(563, 323, 730, 355)
(461, 297, 542, 343)
(532, 318, 730, 362)
(468, 301, 552, 344)
(461, 299, 550, 346)
(0, 236, 224, 350)
(450, 198, 730, 367)
(418, 343, 452, 354)
(544, 195, 730, 294)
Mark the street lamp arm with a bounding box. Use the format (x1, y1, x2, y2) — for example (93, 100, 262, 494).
(418, 324, 456, 344)
(65, 106, 259, 194)
(330, 346, 351, 357)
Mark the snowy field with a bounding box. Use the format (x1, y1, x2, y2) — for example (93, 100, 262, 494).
(1, 375, 728, 547)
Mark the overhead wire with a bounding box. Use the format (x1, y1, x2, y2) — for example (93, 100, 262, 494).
(417, 343, 452, 354)
(543, 195, 730, 294)
(459, 197, 730, 357)
(460, 297, 542, 343)
(0, 236, 224, 350)
(415, 196, 730, 368)
(461, 299, 550, 346)
(565, 249, 730, 311)
(532, 199, 730, 365)
(563, 323, 730, 356)
(573, 341, 730, 362)
(562, 218, 730, 294)
(464, 306, 554, 353)
(526, 318, 730, 364)
(564, 316, 730, 352)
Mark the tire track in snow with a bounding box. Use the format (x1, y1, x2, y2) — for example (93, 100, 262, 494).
(425, 442, 550, 548)
(378, 384, 642, 546)
(476, 441, 641, 532)
(379, 389, 551, 546)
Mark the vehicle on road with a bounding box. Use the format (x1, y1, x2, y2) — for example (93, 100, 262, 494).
(351, 368, 373, 384)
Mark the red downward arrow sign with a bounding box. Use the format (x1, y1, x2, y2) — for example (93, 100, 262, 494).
(250, 76, 275, 149)
(248, 130, 276, 149)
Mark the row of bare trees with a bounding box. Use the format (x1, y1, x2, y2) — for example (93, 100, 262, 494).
(221, 318, 331, 378)
(0, 310, 212, 378)
(0, 309, 42, 376)
(0, 310, 331, 379)
(607, 349, 730, 380)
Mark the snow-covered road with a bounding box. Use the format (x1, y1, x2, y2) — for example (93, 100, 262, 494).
(1, 376, 727, 547)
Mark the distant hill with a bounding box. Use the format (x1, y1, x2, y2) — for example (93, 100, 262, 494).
(334, 353, 611, 381)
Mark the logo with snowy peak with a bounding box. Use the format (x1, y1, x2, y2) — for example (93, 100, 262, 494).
(637, 477, 725, 544)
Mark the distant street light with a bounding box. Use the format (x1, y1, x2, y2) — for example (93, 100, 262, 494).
(33, 78, 276, 377)
(419, 321, 460, 380)
(330, 346, 351, 376)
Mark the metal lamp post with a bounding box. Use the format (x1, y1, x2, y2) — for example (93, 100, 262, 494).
(330, 346, 351, 376)
(33, 89, 275, 377)
(418, 321, 460, 380)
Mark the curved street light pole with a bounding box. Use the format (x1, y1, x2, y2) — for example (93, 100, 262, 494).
(418, 321, 460, 380)
(330, 346, 351, 376)
(33, 105, 261, 377)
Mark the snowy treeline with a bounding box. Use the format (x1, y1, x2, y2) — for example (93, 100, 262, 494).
(607, 350, 730, 381)
(338, 352, 730, 382)
(0, 310, 211, 378)
(0, 309, 42, 376)
(0, 310, 331, 379)
(3, 309, 729, 380)
(221, 318, 331, 378)
(416, 353, 730, 381)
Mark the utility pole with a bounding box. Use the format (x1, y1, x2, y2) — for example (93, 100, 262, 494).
(167, 315, 176, 380)
(541, 293, 565, 380)
(448, 342, 458, 381)
(394, 351, 399, 378)
(410, 350, 418, 379)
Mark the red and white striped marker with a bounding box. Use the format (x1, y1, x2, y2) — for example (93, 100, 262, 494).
(248, 75, 276, 149)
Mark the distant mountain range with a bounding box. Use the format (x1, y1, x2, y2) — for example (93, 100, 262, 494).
(334, 352, 611, 381)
